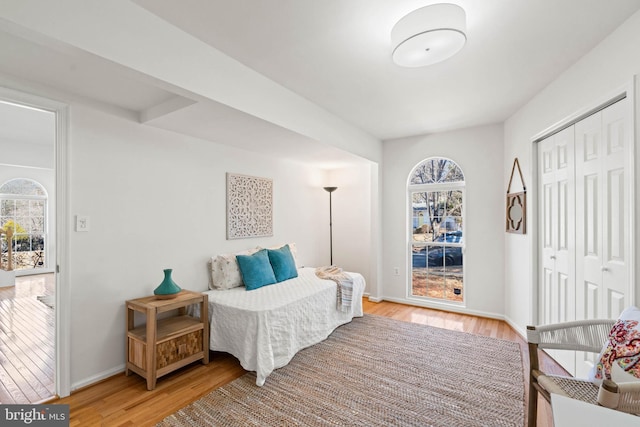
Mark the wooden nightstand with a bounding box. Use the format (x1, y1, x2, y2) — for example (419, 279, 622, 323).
(125, 290, 209, 390)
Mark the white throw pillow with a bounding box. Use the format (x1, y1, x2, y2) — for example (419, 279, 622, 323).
(588, 306, 640, 384)
(209, 247, 259, 290)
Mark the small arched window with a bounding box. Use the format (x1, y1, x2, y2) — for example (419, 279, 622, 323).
(408, 158, 465, 303)
(0, 178, 48, 270)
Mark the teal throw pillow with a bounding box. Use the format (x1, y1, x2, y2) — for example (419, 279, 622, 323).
(267, 244, 298, 282)
(236, 249, 277, 291)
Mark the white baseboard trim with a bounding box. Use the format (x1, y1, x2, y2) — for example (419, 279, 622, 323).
(363, 292, 384, 303)
(503, 315, 527, 339)
(71, 364, 124, 392)
(379, 296, 505, 320)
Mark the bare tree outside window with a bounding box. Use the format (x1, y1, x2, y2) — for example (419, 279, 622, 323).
(410, 158, 464, 185)
(0, 178, 47, 270)
(409, 158, 465, 303)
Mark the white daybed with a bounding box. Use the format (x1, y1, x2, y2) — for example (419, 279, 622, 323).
(200, 266, 365, 386)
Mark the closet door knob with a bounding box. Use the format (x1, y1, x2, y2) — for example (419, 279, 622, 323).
(601, 266, 609, 272)
(550, 255, 556, 260)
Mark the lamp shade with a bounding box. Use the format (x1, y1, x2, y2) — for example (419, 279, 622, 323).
(391, 3, 466, 68)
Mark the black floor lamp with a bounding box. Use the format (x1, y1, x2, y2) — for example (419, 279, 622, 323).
(323, 186, 337, 265)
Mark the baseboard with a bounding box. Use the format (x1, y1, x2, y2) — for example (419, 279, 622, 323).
(380, 296, 505, 320)
(363, 292, 383, 303)
(503, 315, 527, 339)
(71, 364, 125, 392)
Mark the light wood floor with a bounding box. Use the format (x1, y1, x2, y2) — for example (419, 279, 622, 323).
(0, 273, 55, 404)
(51, 299, 562, 426)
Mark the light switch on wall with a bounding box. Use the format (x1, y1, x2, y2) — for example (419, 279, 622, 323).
(76, 215, 90, 232)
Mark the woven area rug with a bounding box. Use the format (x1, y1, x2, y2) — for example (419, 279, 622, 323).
(157, 314, 525, 427)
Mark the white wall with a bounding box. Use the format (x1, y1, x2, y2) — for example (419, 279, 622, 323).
(327, 163, 373, 293)
(65, 103, 371, 388)
(0, 165, 53, 192)
(0, 141, 53, 170)
(504, 10, 640, 334)
(382, 124, 505, 318)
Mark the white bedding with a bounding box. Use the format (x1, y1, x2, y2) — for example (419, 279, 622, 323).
(201, 267, 365, 386)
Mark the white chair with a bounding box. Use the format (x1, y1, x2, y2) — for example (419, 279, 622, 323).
(527, 319, 640, 427)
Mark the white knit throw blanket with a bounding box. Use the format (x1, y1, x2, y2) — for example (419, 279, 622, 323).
(315, 266, 354, 312)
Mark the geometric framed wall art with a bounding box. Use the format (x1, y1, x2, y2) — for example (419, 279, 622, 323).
(226, 173, 273, 239)
(505, 158, 526, 234)
(506, 191, 526, 234)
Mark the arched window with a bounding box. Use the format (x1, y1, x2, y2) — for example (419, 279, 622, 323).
(0, 178, 47, 270)
(408, 158, 465, 303)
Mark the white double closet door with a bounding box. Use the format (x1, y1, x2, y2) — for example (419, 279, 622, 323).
(538, 97, 632, 378)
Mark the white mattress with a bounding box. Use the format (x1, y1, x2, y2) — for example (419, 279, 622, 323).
(201, 267, 365, 386)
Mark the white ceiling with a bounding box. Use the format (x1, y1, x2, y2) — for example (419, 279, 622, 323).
(0, 29, 175, 113)
(134, 0, 640, 140)
(1, 1, 639, 163)
(0, 22, 365, 167)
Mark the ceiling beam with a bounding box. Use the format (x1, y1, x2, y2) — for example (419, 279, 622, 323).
(0, 0, 382, 163)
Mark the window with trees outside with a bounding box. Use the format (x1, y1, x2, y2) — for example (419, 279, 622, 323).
(0, 178, 47, 271)
(409, 158, 464, 303)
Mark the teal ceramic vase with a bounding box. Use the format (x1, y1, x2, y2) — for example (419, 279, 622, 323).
(154, 269, 181, 299)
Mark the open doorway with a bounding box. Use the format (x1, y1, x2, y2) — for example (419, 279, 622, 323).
(0, 99, 56, 403)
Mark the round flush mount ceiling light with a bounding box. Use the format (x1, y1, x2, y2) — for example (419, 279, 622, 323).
(391, 3, 467, 68)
